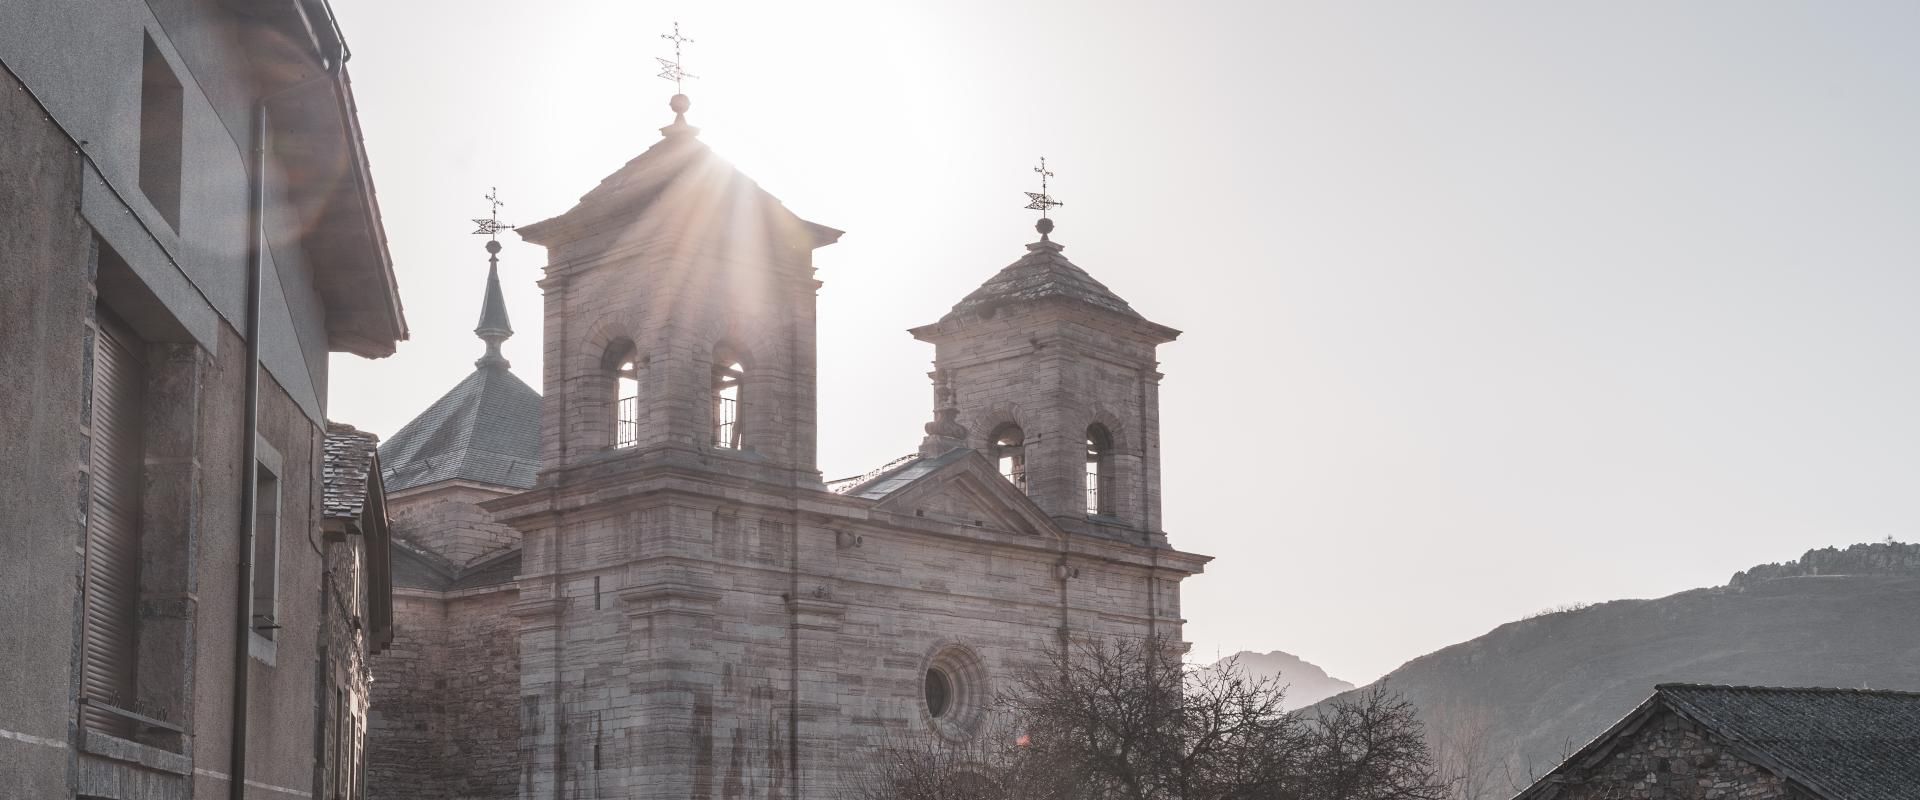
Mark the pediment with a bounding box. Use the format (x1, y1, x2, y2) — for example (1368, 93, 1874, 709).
(868, 450, 1060, 538)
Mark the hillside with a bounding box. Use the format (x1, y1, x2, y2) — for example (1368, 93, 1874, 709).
(1215, 650, 1355, 710)
(1333, 542, 1920, 797)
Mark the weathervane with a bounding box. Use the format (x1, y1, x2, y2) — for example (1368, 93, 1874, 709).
(1025, 157, 1063, 239)
(658, 22, 697, 94)
(472, 187, 514, 240)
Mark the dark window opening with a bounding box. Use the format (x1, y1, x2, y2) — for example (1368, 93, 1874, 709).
(712, 354, 744, 449)
(252, 463, 281, 640)
(925, 667, 952, 718)
(1086, 424, 1115, 516)
(138, 35, 184, 229)
(991, 425, 1026, 493)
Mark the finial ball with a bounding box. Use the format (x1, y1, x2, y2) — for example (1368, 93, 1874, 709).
(1036, 217, 1055, 236)
(485, 240, 502, 254)
(670, 93, 691, 114)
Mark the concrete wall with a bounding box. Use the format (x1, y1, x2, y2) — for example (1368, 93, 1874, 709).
(0, 0, 334, 423)
(0, 60, 96, 800)
(0, 2, 386, 797)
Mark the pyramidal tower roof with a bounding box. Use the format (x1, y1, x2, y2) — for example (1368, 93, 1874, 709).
(516, 94, 841, 250)
(942, 237, 1143, 323)
(379, 239, 541, 493)
(927, 218, 1179, 343)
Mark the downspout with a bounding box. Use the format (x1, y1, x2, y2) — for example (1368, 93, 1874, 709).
(232, 6, 346, 799)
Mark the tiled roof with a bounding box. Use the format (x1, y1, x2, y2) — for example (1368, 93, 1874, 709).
(942, 239, 1141, 323)
(389, 539, 520, 592)
(1658, 684, 1920, 800)
(379, 364, 541, 493)
(322, 423, 380, 520)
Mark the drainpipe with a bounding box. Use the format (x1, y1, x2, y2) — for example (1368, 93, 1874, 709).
(232, 4, 346, 799)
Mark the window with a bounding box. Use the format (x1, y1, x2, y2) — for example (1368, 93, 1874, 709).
(711, 351, 744, 449)
(1086, 424, 1115, 516)
(608, 342, 639, 449)
(990, 424, 1026, 493)
(138, 34, 184, 229)
(923, 644, 987, 740)
(252, 462, 280, 640)
(81, 312, 147, 737)
(925, 668, 953, 718)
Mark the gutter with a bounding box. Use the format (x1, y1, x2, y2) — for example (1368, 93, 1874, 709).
(230, 3, 348, 799)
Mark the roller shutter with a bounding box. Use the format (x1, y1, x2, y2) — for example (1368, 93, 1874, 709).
(81, 316, 143, 736)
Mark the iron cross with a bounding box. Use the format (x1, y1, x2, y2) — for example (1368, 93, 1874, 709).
(1024, 157, 1063, 217)
(658, 22, 698, 93)
(472, 187, 514, 239)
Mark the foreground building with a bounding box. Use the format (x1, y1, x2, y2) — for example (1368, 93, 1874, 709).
(0, 1, 404, 798)
(366, 92, 1209, 799)
(1514, 684, 1920, 800)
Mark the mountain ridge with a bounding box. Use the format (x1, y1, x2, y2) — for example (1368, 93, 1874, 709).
(1328, 541, 1920, 797)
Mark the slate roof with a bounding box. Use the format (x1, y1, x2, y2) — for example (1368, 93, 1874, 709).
(322, 423, 380, 520)
(942, 239, 1141, 323)
(389, 539, 521, 592)
(1520, 684, 1920, 800)
(379, 364, 541, 493)
(1658, 684, 1920, 800)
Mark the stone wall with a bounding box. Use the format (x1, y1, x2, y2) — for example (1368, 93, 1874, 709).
(442, 589, 523, 798)
(389, 483, 523, 568)
(367, 586, 522, 800)
(1553, 710, 1799, 800)
(367, 593, 450, 799)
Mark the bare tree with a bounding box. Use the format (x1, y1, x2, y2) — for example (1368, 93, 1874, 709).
(1297, 685, 1447, 800)
(1427, 706, 1504, 800)
(852, 637, 1449, 800)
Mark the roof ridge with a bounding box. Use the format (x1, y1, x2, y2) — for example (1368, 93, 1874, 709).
(1659, 683, 1920, 698)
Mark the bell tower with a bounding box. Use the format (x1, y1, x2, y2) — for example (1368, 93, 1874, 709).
(516, 94, 843, 483)
(911, 212, 1179, 543)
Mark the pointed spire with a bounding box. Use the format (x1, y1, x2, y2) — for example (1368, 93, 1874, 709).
(470, 188, 515, 369)
(475, 240, 513, 369)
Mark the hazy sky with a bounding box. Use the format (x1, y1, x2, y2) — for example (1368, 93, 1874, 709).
(327, 1, 1920, 684)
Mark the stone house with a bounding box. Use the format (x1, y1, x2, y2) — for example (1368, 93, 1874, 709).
(1513, 684, 1920, 800)
(364, 92, 1210, 799)
(0, 1, 406, 798)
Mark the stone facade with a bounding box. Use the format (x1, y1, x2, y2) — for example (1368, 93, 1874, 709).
(1545, 710, 1799, 800)
(0, 3, 404, 799)
(365, 97, 1208, 800)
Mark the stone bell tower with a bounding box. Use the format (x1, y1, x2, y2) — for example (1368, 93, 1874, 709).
(515, 93, 843, 484)
(910, 213, 1179, 544)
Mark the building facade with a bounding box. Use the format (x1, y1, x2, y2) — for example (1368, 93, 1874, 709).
(1514, 684, 1920, 800)
(0, 1, 405, 798)
(365, 93, 1208, 800)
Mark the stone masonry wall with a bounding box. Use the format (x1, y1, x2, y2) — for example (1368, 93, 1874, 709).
(1554, 710, 1800, 800)
(389, 483, 522, 568)
(440, 589, 522, 799)
(367, 593, 450, 799)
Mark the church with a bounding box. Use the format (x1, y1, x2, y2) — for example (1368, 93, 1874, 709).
(364, 90, 1209, 800)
